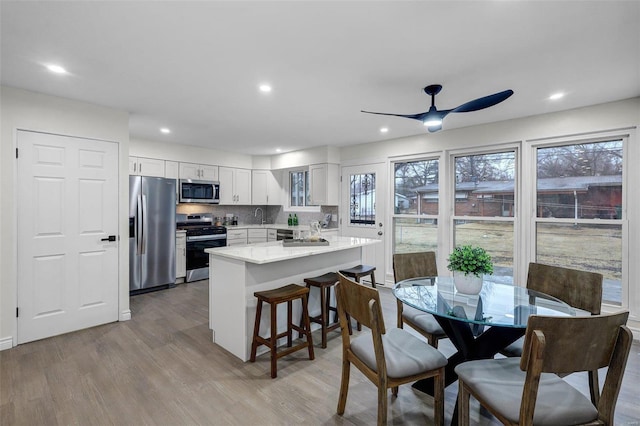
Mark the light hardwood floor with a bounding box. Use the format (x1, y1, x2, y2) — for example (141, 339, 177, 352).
(2, 280, 638, 425)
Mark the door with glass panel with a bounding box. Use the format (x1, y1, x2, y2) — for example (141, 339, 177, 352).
(341, 163, 386, 286)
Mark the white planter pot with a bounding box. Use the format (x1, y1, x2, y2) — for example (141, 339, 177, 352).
(453, 272, 483, 295)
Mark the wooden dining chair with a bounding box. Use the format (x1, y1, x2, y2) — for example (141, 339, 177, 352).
(335, 273, 448, 426)
(456, 311, 631, 426)
(393, 252, 447, 348)
(501, 262, 603, 404)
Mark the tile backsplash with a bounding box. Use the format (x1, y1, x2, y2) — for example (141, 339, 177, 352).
(176, 204, 338, 228)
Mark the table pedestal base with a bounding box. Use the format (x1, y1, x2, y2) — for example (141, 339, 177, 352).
(413, 317, 525, 425)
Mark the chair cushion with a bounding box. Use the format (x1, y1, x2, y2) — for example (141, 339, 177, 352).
(402, 305, 445, 335)
(350, 328, 447, 378)
(455, 358, 598, 425)
(501, 336, 524, 357)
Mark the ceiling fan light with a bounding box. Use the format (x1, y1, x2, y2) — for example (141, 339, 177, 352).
(424, 119, 442, 127)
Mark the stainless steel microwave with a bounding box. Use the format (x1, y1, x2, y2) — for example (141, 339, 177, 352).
(179, 179, 220, 204)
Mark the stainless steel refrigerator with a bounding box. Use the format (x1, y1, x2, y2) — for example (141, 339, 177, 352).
(129, 176, 176, 294)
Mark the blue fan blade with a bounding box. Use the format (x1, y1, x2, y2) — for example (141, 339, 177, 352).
(451, 90, 514, 113)
(361, 110, 428, 122)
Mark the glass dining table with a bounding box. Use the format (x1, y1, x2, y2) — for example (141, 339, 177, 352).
(393, 276, 580, 393)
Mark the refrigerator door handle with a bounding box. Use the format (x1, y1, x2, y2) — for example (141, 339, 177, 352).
(137, 194, 143, 254)
(141, 194, 148, 254)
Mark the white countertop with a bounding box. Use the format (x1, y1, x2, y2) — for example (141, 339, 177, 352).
(205, 235, 379, 264)
(225, 224, 338, 231)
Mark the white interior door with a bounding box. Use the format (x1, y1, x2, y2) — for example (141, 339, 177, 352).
(341, 163, 387, 286)
(17, 130, 119, 344)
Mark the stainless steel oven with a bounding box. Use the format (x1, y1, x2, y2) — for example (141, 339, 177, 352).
(177, 214, 227, 282)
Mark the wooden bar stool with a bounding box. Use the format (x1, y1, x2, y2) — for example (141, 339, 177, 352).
(250, 284, 315, 378)
(339, 264, 377, 288)
(301, 272, 346, 348)
(339, 264, 376, 330)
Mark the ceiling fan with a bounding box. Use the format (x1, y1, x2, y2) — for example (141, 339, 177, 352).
(361, 84, 514, 132)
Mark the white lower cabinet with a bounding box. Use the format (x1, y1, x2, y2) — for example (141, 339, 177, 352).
(226, 229, 248, 246)
(267, 229, 277, 241)
(248, 229, 267, 244)
(176, 230, 186, 282)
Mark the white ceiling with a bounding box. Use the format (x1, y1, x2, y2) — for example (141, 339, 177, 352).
(2, 1, 639, 156)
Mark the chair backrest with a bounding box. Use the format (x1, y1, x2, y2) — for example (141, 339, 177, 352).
(521, 311, 630, 375)
(336, 272, 385, 334)
(393, 251, 438, 283)
(526, 262, 603, 315)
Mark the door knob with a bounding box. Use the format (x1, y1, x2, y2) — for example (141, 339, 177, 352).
(101, 235, 117, 242)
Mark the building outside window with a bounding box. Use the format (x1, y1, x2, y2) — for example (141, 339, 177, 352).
(289, 170, 309, 207)
(534, 139, 623, 305)
(452, 150, 517, 279)
(392, 158, 439, 254)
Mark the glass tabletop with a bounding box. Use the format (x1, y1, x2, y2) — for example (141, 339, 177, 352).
(393, 276, 579, 328)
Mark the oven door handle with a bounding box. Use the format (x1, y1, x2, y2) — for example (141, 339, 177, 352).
(186, 234, 227, 242)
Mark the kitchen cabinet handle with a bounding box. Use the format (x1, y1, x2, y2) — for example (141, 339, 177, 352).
(133, 163, 137, 173)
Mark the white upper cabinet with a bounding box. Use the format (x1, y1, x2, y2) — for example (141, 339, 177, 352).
(252, 169, 282, 205)
(129, 157, 165, 177)
(219, 167, 251, 204)
(309, 163, 339, 205)
(179, 162, 219, 181)
(164, 161, 179, 179)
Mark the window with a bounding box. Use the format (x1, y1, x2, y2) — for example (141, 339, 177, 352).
(289, 170, 309, 207)
(348, 173, 375, 225)
(453, 151, 516, 278)
(535, 139, 623, 305)
(392, 158, 439, 254)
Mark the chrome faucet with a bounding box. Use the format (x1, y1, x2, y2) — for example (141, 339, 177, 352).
(254, 207, 265, 225)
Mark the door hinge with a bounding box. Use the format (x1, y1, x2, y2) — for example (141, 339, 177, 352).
(16, 307, 19, 317)
(16, 148, 19, 158)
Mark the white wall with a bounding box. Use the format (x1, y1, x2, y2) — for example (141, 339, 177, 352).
(270, 145, 340, 170)
(130, 137, 253, 169)
(0, 86, 130, 348)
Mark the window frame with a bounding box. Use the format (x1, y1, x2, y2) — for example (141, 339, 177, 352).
(284, 168, 321, 213)
(527, 131, 629, 308)
(447, 144, 521, 281)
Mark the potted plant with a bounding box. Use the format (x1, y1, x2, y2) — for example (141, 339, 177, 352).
(447, 245, 494, 294)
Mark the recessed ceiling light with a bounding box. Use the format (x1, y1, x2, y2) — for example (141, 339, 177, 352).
(259, 84, 272, 93)
(46, 64, 67, 74)
(275, 148, 282, 153)
(549, 92, 565, 100)
(160, 128, 171, 134)
(380, 127, 389, 133)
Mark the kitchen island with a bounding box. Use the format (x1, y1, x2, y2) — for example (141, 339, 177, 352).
(205, 235, 380, 361)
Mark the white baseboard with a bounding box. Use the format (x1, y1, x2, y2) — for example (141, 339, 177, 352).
(120, 309, 131, 321)
(0, 336, 14, 351)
